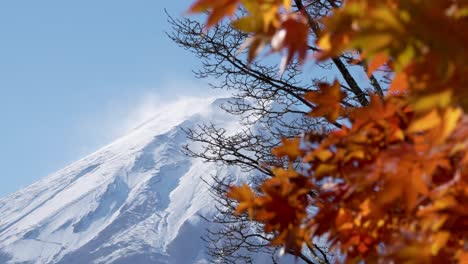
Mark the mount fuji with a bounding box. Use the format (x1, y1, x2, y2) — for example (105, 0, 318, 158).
(0, 97, 255, 264)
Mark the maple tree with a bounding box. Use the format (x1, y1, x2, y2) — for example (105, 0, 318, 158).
(188, 0, 468, 263)
(171, 1, 369, 262)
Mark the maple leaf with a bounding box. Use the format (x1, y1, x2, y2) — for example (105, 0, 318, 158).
(272, 137, 303, 160)
(377, 147, 430, 211)
(411, 90, 453, 112)
(233, 0, 281, 33)
(431, 232, 450, 255)
(227, 183, 256, 216)
(271, 167, 298, 180)
(305, 80, 345, 123)
(188, 0, 239, 28)
(407, 109, 442, 133)
(273, 14, 309, 66)
(349, 94, 405, 126)
(389, 72, 409, 94)
(367, 52, 388, 76)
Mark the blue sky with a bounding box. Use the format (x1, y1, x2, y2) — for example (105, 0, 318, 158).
(0, 0, 214, 196)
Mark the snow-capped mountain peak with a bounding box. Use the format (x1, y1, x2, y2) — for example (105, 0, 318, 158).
(0, 97, 243, 264)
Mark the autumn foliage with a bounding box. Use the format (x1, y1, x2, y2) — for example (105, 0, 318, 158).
(189, 0, 468, 262)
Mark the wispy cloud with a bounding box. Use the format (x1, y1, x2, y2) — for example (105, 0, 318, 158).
(74, 79, 225, 157)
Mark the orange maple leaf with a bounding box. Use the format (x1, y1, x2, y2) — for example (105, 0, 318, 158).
(188, 0, 239, 28)
(227, 183, 256, 216)
(389, 72, 408, 94)
(272, 137, 303, 160)
(367, 53, 388, 77)
(305, 80, 345, 123)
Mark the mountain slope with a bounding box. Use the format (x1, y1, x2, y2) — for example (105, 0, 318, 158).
(0, 97, 247, 264)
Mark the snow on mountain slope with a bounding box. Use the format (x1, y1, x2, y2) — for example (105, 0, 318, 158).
(0, 97, 249, 264)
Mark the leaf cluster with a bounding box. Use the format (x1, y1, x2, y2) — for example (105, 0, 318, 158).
(189, 0, 468, 263)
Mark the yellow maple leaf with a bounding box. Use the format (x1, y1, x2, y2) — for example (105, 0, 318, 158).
(407, 109, 441, 133)
(431, 232, 450, 255)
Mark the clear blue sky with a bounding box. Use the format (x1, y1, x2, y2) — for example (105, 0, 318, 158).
(0, 0, 213, 196)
